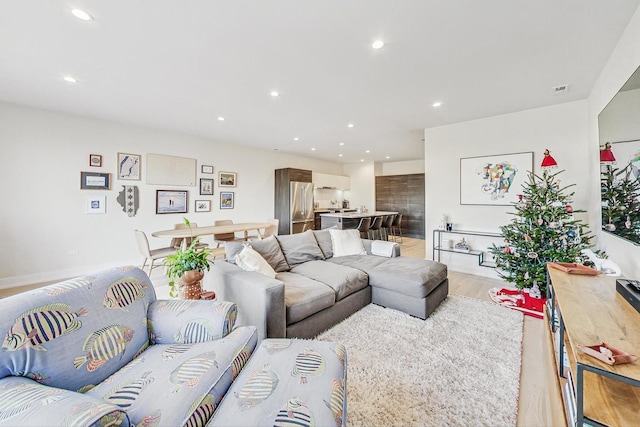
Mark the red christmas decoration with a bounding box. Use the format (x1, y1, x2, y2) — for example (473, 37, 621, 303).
(600, 142, 616, 165)
(541, 149, 558, 169)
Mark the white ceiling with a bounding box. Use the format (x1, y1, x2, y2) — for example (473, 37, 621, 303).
(1, 1, 638, 164)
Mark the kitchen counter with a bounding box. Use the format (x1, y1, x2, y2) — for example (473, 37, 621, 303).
(319, 211, 398, 230)
(314, 208, 356, 213)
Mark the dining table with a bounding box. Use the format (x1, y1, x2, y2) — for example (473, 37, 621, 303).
(151, 222, 274, 253)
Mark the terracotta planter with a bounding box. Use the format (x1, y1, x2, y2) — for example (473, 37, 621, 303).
(178, 270, 204, 299)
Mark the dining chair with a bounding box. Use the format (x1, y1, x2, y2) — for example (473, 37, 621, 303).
(356, 217, 372, 239)
(213, 219, 247, 248)
(368, 216, 384, 240)
(170, 222, 209, 250)
(390, 213, 403, 243)
(381, 214, 396, 241)
(134, 230, 177, 276)
(248, 219, 279, 240)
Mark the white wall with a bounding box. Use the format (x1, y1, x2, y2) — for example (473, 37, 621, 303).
(343, 162, 376, 212)
(381, 160, 425, 176)
(425, 100, 589, 278)
(588, 4, 640, 277)
(0, 102, 346, 286)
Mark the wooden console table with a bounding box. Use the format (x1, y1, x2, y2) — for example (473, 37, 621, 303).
(546, 266, 640, 426)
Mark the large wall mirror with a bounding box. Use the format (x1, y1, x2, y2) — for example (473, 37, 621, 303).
(598, 65, 640, 245)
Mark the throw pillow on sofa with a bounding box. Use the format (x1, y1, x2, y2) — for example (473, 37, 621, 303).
(276, 230, 325, 266)
(236, 245, 277, 278)
(225, 235, 290, 272)
(329, 229, 367, 257)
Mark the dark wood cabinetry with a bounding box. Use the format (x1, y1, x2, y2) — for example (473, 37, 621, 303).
(275, 168, 313, 235)
(375, 173, 425, 238)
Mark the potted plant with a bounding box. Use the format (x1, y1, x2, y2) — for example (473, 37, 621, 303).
(163, 218, 212, 299)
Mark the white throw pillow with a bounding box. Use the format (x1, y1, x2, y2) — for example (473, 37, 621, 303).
(236, 245, 277, 278)
(329, 229, 367, 257)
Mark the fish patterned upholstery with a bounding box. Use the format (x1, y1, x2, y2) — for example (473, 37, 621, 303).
(0, 266, 257, 426)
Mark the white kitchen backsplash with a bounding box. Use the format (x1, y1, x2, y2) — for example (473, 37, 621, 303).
(314, 188, 345, 208)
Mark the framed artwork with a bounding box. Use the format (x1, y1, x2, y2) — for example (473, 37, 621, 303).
(219, 171, 237, 187)
(81, 172, 111, 190)
(89, 154, 102, 167)
(86, 196, 106, 214)
(117, 152, 141, 180)
(201, 165, 214, 174)
(460, 151, 533, 206)
(195, 200, 211, 212)
(220, 192, 234, 209)
(200, 178, 214, 195)
(156, 190, 188, 214)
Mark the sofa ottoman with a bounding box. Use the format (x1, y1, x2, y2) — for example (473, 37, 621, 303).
(208, 339, 347, 426)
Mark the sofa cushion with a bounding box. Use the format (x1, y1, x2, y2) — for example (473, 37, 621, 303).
(236, 245, 277, 278)
(225, 236, 289, 272)
(277, 272, 335, 324)
(312, 229, 334, 258)
(326, 254, 389, 270)
(368, 257, 448, 298)
(290, 260, 369, 301)
(329, 229, 366, 257)
(276, 230, 325, 266)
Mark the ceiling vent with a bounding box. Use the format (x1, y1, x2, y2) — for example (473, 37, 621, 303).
(553, 84, 569, 95)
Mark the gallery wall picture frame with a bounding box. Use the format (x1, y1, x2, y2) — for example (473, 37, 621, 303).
(201, 165, 214, 174)
(220, 192, 234, 209)
(86, 196, 106, 214)
(195, 200, 211, 212)
(156, 189, 188, 214)
(460, 151, 533, 206)
(117, 152, 141, 180)
(200, 178, 214, 195)
(81, 171, 111, 190)
(219, 171, 237, 187)
(89, 154, 102, 167)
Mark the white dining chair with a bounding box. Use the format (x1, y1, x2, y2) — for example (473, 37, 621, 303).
(247, 219, 279, 240)
(213, 219, 247, 247)
(134, 230, 177, 275)
(170, 222, 209, 250)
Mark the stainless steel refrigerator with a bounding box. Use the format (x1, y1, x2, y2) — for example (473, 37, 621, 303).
(290, 181, 314, 234)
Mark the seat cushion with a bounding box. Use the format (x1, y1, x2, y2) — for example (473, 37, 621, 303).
(225, 236, 289, 272)
(291, 260, 369, 301)
(277, 272, 335, 324)
(367, 257, 448, 298)
(276, 230, 325, 266)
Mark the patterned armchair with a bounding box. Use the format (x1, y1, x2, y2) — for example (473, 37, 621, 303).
(0, 266, 257, 426)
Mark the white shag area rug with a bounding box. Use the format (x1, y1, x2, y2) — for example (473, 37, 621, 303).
(316, 295, 524, 427)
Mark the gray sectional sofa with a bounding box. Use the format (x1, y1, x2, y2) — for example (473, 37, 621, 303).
(210, 229, 448, 340)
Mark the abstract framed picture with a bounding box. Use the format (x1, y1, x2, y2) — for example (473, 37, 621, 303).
(81, 172, 111, 190)
(156, 190, 188, 214)
(89, 154, 102, 167)
(195, 200, 211, 212)
(86, 196, 106, 214)
(219, 171, 237, 187)
(460, 151, 533, 206)
(200, 178, 214, 195)
(117, 152, 141, 180)
(220, 192, 234, 209)
(201, 165, 214, 174)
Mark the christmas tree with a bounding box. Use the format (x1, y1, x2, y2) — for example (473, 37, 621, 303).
(601, 164, 640, 241)
(490, 169, 592, 293)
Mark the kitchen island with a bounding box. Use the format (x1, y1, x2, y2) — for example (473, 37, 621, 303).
(320, 211, 398, 230)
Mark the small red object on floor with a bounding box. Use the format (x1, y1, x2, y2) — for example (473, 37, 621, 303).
(489, 287, 546, 319)
(201, 291, 216, 300)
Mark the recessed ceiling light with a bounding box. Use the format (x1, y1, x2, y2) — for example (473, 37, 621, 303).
(270, 91, 279, 97)
(365, 150, 370, 153)
(63, 76, 78, 83)
(348, 124, 354, 128)
(386, 156, 390, 159)
(360, 159, 364, 162)
(311, 148, 316, 151)
(71, 8, 93, 21)
(339, 142, 345, 146)
(293, 137, 299, 141)
(217, 116, 225, 121)
(339, 154, 343, 157)
(432, 101, 442, 107)
(372, 40, 385, 49)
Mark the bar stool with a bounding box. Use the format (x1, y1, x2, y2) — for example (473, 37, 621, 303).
(356, 217, 371, 239)
(381, 214, 396, 241)
(390, 213, 403, 243)
(368, 216, 384, 240)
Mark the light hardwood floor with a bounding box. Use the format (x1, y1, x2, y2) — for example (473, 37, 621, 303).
(1, 236, 566, 426)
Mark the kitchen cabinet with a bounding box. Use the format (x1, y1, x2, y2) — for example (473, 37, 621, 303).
(312, 172, 350, 190)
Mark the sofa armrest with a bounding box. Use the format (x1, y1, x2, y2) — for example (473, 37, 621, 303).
(209, 261, 285, 342)
(362, 239, 401, 257)
(0, 376, 127, 426)
(148, 299, 238, 344)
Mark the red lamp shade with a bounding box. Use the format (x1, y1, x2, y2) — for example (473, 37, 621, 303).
(600, 142, 616, 165)
(541, 149, 558, 169)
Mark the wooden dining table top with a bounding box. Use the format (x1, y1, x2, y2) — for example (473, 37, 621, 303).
(151, 222, 274, 239)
